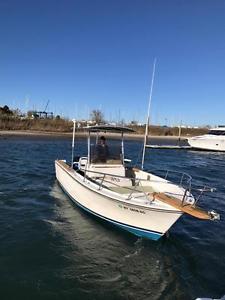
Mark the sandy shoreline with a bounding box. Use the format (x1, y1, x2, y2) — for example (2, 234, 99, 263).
(0, 130, 187, 141)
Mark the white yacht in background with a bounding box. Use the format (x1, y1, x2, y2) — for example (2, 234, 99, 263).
(188, 126, 225, 151)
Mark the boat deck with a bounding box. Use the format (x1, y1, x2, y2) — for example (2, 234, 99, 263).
(108, 185, 155, 195)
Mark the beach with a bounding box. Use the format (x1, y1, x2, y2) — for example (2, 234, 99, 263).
(0, 130, 187, 141)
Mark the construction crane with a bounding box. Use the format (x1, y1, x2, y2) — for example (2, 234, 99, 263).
(36, 99, 53, 119)
(44, 100, 50, 112)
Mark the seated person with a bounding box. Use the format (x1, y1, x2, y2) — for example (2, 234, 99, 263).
(95, 136, 109, 163)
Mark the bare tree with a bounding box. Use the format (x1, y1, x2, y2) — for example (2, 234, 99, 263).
(90, 109, 105, 124)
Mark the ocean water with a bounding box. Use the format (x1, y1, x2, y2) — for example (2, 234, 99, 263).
(0, 135, 225, 300)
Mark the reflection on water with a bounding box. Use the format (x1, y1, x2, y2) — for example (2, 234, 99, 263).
(50, 182, 185, 299)
(0, 136, 224, 299)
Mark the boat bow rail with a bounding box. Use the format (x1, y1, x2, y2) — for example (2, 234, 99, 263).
(148, 169, 192, 187)
(139, 168, 220, 219)
(145, 168, 192, 200)
(77, 166, 194, 205)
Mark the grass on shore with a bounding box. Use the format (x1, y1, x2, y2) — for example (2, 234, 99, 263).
(0, 116, 208, 136)
(0, 116, 72, 132)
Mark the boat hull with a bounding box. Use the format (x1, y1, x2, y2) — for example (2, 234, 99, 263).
(55, 160, 183, 241)
(188, 136, 225, 151)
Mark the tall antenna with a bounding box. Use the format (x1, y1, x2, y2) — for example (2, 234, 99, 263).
(141, 58, 157, 170)
(71, 119, 76, 167)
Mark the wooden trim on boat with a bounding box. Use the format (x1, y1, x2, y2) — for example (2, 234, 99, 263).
(153, 192, 211, 220)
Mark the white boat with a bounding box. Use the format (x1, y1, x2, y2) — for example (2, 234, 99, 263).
(188, 126, 225, 151)
(55, 124, 220, 241)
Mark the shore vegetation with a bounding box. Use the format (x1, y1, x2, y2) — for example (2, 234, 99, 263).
(0, 105, 208, 136)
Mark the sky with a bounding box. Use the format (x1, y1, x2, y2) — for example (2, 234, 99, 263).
(0, 0, 225, 126)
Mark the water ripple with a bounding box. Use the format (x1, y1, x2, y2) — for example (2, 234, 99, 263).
(0, 137, 224, 299)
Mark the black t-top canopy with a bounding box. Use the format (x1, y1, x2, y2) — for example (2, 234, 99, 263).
(83, 125, 135, 133)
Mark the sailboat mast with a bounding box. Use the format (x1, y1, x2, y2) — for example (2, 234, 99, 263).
(141, 59, 156, 170)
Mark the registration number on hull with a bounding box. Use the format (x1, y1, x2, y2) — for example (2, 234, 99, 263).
(118, 204, 145, 214)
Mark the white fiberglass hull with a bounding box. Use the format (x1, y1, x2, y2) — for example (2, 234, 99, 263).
(188, 135, 225, 151)
(55, 160, 183, 241)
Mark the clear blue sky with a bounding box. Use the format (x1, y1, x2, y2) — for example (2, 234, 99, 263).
(0, 0, 225, 126)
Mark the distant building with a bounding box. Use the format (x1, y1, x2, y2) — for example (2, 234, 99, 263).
(27, 111, 54, 119)
(87, 120, 96, 125)
(36, 111, 54, 119)
(77, 120, 88, 128)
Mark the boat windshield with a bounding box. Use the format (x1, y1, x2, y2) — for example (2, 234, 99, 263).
(90, 144, 122, 165)
(208, 130, 225, 135)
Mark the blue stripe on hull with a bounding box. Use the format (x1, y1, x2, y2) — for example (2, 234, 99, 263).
(115, 223, 162, 241)
(58, 181, 163, 241)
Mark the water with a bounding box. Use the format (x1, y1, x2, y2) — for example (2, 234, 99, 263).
(1, 136, 225, 300)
